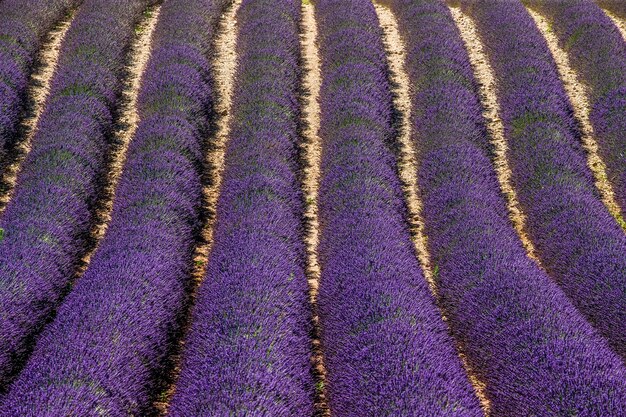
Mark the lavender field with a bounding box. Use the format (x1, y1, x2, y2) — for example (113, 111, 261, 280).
(0, 0, 625, 415)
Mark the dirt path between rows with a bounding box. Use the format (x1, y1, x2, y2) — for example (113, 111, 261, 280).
(450, 6, 543, 267)
(77, 4, 161, 276)
(0, 11, 76, 213)
(299, 1, 330, 415)
(376, 3, 490, 413)
(527, 7, 626, 231)
(603, 9, 626, 42)
(154, 0, 242, 414)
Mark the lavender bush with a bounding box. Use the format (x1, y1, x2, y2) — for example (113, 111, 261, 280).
(385, 0, 626, 414)
(167, 0, 315, 414)
(525, 0, 626, 220)
(0, 0, 79, 156)
(0, 0, 152, 388)
(314, 0, 482, 415)
(463, 0, 626, 361)
(0, 0, 228, 414)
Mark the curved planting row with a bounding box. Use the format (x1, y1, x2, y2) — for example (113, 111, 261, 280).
(462, 0, 626, 361)
(314, 1, 481, 415)
(385, 0, 626, 415)
(0, 0, 152, 387)
(526, 0, 626, 220)
(167, 0, 314, 414)
(0, 0, 227, 414)
(0, 0, 79, 156)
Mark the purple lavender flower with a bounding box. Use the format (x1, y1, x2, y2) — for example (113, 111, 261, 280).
(463, 0, 626, 362)
(167, 0, 315, 414)
(597, 0, 626, 19)
(0, 0, 153, 388)
(526, 0, 626, 222)
(0, 0, 228, 414)
(385, 0, 626, 414)
(313, 1, 482, 415)
(0, 0, 79, 156)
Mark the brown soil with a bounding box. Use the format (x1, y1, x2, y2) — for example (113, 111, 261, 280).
(527, 7, 626, 231)
(77, 4, 162, 275)
(189, 0, 241, 285)
(450, 6, 544, 266)
(604, 9, 626, 42)
(299, 1, 330, 415)
(373, 2, 432, 290)
(153, 0, 242, 414)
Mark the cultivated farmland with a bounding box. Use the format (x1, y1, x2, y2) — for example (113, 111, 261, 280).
(0, 0, 625, 415)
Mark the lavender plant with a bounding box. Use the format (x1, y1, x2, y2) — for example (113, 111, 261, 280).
(0, 0, 79, 156)
(313, 0, 482, 415)
(0, 0, 227, 414)
(385, 0, 626, 414)
(167, 0, 315, 414)
(463, 0, 626, 361)
(525, 0, 626, 220)
(0, 0, 153, 388)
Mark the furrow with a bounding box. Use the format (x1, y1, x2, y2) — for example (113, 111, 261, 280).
(449, 5, 543, 265)
(0, 0, 79, 157)
(167, 0, 315, 414)
(0, 0, 158, 391)
(77, 4, 161, 276)
(524, 0, 626, 226)
(299, 1, 329, 416)
(381, 0, 626, 415)
(527, 7, 626, 230)
(0, 0, 234, 412)
(189, 0, 241, 292)
(459, 0, 626, 372)
(154, 0, 242, 413)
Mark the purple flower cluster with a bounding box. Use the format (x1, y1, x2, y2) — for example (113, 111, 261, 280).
(167, 0, 315, 414)
(0, 0, 152, 388)
(387, 0, 626, 414)
(527, 0, 626, 221)
(313, 1, 482, 415)
(0, 0, 78, 155)
(0, 0, 228, 414)
(463, 0, 626, 361)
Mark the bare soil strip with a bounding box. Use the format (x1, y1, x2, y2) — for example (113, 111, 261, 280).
(603, 9, 626, 42)
(77, 4, 161, 276)
(299, 2, 329, 415)
(527, 7, 626, 231)
(373, 2, 432, 291)
(154, 1, 242, 414)
(450, 6, 544, 266)
(0, 11, 76, 213)
(375, 3, 490, 413)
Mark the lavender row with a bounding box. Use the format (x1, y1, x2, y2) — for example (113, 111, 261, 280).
(313, 1, 482, 415)
(167, 0, 314, 414)
(0, 0, 78, 155)
(0, 0, 152, 388)
(0, 0, 230, 414)
(528, 0, 626, 219)
(386, 0, 626, 414)
(463, 0, 626, 361)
